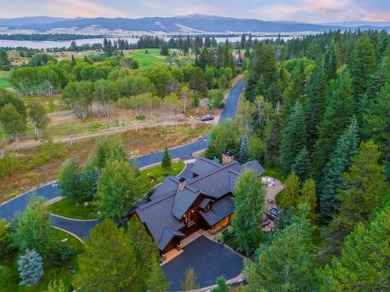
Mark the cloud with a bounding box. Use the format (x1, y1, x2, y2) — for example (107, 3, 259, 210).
(45, 0, 128, 18)
(0, 0, 388, 23)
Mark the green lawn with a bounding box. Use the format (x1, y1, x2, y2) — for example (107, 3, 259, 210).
(127, 49, 168, 68)
(47, 161, 185, 220)
(138, 160, 186, 195)
(0, 228, 84, 292)
(47, 198, 98, 220)
(0, 71, 10, 88)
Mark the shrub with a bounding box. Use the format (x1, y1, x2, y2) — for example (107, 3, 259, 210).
(46, 243, 75, 266)
(0, 265, 12, 286)
(208, 89, 224, 109)
(0, 220, 17, 259)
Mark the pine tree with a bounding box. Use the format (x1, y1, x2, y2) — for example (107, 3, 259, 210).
(280, 101, 307, 176)
(319, 205, 390, 291)
(279, 172, 301, 210)
(305, 66, 327, 152)
(350, 34, 376, 108)
(291, 146, 311, 182)
(319, 117, 359, 224)
(244, 205, 317, 291)
(321, 140, 388, 260)
(181, 267, 198, 291)
(312, 70, 356, 181)
(161, 147, 172, 170)
(363, 83, 390, 179)
(18, 249, 44, 286)
(238, 133, 249, 163)
(299, 179, 319, 223)
(282, 62, 306, 120)
(264, 103, 281, 166)
(212, 277, 229, 292)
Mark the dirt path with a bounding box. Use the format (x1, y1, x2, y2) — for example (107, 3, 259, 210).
(4, 119, 205, 151)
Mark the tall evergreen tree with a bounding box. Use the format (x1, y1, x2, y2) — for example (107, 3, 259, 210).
(282, 62, 306, 121)
(244, 205, 317, 291)
(305, 66, 327, 152)
(291, 146, 311, 182)
(321, 140, 388, 260)
(238, 133, 249, 163)
(312, 70, 356, 181)
(319, 205, 390, 291)
(264, 103, 281, 166)
(349, 34, 376, 111)
(319, 117, 359, 224)
(300, 179, 319, 223)
(279, 172, 301, 210)
(280, 101, 307, 176)
(161, 147, 172, 171)
(363, 83, 390, 180)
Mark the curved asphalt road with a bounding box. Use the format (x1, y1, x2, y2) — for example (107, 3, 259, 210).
(131, 78, 244, 168)
(0, 78, 244, 224)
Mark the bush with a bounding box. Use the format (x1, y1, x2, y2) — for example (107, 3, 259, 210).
(0, 220, 17, 259)
(208, 89, 224, 109)
(46, 243, 75, 266)
(0, 265, 12, 286)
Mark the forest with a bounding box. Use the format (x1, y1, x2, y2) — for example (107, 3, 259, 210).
(0, 29, 389, 291)
(204, 29, 389, 290)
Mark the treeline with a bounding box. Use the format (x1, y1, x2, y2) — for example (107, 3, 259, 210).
(0, 33, 104, 41)
(204, 29, 389, 290)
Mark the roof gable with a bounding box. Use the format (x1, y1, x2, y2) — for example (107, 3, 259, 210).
(150, 176, 179, 201)
(242, 160, 266, 176)
(171, 186, 199, 220)
(189, 161, 242, 199)
(190, 157, 221, 176)
(136, 194, 184, 244)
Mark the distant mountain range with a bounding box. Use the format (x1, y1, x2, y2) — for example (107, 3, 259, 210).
(0, 15, 389, 34)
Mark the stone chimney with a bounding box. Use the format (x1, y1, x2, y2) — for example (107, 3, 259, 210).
(222, 151, 234, 164)
(179, 177, 186, 191)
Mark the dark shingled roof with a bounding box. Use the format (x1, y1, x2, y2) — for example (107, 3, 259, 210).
(134, 158, 265, 251)
(158, 228, 185, 251)
(199, 195, 234, 226)
(150, 176, 179, 201)
(172, 185, 199, 220)
(189, 161, 241, 199)
(136, 194, 185, 249)
(199, 198, 213, 210)
(242, 160, 266, 176)
(191, 157, 221, 176)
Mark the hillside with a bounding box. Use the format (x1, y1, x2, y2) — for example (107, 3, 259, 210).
(2, 14, 389, 34)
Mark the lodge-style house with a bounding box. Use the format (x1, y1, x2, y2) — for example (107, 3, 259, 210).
(131, 152, 265, 255)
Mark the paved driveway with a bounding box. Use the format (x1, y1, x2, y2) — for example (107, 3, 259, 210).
(50, 214, 99, 241)
(162, 236, 244, 291)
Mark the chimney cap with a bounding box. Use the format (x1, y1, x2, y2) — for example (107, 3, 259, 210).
(223, 151, 234, 157)
(179, 177, 186, 183)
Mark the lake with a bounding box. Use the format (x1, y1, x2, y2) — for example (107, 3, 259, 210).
(0, 36, 294, 49)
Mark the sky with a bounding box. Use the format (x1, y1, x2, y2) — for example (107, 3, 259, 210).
(0, 0, 389, 23)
